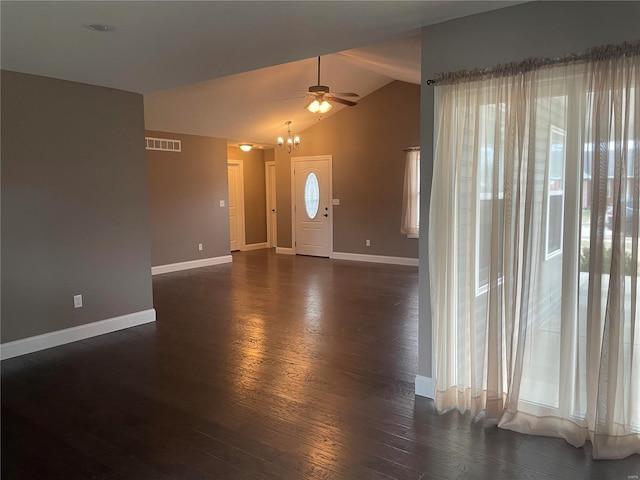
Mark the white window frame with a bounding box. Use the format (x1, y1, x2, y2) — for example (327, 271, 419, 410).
(545, 126, 567, 260)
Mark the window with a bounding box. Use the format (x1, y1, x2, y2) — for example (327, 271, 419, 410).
(431, 47, 640, 459)
(546, 127, 566, 258)
(476, 104, 505, 292)
(401, 149, 420, 237)
(304, 172, 320, 219)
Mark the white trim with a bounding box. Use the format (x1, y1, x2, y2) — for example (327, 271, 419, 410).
(1, 309, 156, 361)
(415, 375, 434, 399)
(332, 252, 419, 266)
(151, 255, 232, 275)
(244, 242, 269, 251)
(275, 247, 294, 255)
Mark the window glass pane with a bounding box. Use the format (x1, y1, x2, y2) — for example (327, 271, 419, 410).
(476, 103, 505, 291)
(304, 172, 320, 219)
(519, 95, 567, 411)
(548, 196, 564, 253)
(478, 104, 505, 197)
(546, 127, 566, 257)
(477, 199, 504, 289)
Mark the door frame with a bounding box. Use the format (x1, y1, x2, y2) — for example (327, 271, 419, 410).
(290, 155, 333, 256)
(228, 159, 246, 252)
(265, 160, 277, 248)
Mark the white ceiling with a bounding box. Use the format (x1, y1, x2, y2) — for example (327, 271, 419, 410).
(1, 1, 524, 146)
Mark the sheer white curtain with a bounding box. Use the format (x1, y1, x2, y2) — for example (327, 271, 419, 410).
(401, 149, 420, 236)
(430, 43, 639, 459)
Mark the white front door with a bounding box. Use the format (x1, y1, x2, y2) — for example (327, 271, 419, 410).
(265, 161, 277, 248)
(293, 156, 332, 257)
(228, 161, 245, 252)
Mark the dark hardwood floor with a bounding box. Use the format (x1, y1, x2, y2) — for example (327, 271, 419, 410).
(2, 249, 639, 479)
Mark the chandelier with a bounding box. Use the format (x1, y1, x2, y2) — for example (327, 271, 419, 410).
(277, 120, 300, 154)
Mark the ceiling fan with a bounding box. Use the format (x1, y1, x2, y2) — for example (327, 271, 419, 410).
(302, 56, 360, 113)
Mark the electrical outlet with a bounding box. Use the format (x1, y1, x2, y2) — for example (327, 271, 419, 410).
(73, 294, 83, 308)
(366, 239, 371, 247)
(198, 243, 203, 251)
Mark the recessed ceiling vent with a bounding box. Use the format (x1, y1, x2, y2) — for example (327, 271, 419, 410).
(145, 137, 181, 152)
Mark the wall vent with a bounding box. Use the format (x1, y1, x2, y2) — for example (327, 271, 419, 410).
(145, 137, 181, 152)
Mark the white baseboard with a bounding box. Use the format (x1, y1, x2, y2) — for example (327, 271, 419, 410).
(415, 375, 434, 399)
(243, 242, 269, 251)
(275, 247, 294, 255)
(151, 255, 232, 275)
(332, 252, 419, 266)
(0, 308, 156, 361)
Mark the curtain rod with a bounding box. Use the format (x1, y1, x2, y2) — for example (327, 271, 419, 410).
(427, 40, 639, 86)
(404, 146, 420, 152)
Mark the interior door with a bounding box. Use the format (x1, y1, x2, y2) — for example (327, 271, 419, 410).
(293, 156, 331, 257)
(228, 161, 245, 251)
(266, 161, 277, 248)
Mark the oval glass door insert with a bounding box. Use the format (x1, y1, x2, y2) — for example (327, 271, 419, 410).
(304, 172, 320, 219)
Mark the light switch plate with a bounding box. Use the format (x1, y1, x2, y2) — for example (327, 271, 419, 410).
(73, 294, 83, 308)
(219, 200, 225, 207)
(332, 198, 340, 205)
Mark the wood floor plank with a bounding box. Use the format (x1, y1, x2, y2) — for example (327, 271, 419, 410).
(2, 407, 121, 480)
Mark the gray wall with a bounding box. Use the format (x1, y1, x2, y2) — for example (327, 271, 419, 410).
(146, 130, 230, 266)
(276, 80, 420, 258)
(227, 145, 268, 246)
(1, 71, 153, 343)
(418, 1, 640, 380)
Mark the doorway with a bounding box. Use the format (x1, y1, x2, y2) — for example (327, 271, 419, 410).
(228, 160, 245, 252)
(291, 155, 332, 257)
(265, 161, 277, 248)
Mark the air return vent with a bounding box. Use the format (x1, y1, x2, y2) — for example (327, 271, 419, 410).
(145, 137, 181, 152)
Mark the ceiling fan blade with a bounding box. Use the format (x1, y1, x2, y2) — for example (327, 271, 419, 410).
(330, 97, 357, 107)
(328, 92, 360, 98)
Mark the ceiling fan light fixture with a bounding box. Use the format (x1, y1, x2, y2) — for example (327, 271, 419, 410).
(308, 98, 332, 114)
(239, 144, 253, 152)
(303, 57, 357, 113)
(318, 100, 332, 113)
(307, 99, 320, 113)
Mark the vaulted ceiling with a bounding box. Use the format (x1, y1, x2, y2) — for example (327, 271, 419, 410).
(1, 1, 524, 145)
(143, 36, 422, 146)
